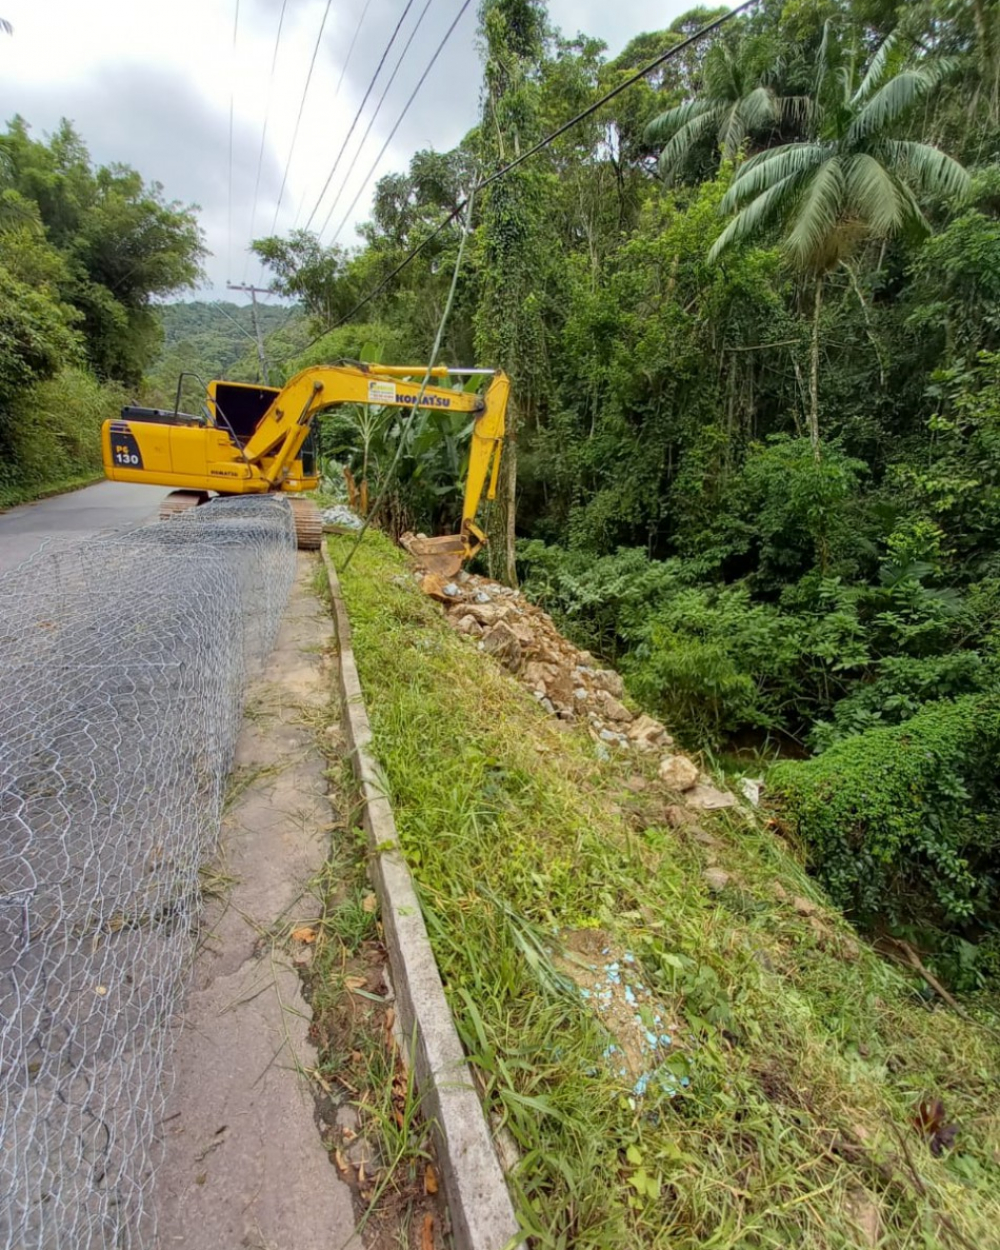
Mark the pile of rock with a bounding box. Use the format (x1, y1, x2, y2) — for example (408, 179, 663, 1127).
(420, 569, 736, 809)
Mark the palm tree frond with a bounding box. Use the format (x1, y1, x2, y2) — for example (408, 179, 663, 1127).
(644, 98, 713, 145)
(878, 139, 972, 201)
(852, 31, 898, 105)
(718, 105, 747, 162)
(849, 69, 940, 143)
(785, 156, 845, 267)
(655, 111, 719, 180)
(814, 19, 832, 101)
(709, 170, 805, 262)
(780, 95, 818, 131)
(721, 144, 827, 212)
(844, 153, 906, 236)
(738, 85, 781, 132)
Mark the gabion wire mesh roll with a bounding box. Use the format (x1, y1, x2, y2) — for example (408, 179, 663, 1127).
(0, 496, 297, 1249)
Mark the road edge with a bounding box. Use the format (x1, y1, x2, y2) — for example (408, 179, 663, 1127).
(0, 474, 104, 514)
(321, 544, 522, 1250)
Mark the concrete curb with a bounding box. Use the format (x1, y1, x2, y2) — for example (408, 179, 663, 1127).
(321, 545, 521, 1250)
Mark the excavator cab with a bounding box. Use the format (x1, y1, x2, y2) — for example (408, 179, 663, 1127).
(208, 381, 281, 447)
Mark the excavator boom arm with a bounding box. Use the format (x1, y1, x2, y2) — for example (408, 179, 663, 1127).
(241, 363, 488, 484)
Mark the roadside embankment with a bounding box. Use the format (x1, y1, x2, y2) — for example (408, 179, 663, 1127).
(329, 529, 1000, 1250)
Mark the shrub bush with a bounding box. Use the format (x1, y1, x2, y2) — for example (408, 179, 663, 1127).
(623, 584, 807, 744)
(0, 367, 124, 507)
(770, 695, 1000, 929)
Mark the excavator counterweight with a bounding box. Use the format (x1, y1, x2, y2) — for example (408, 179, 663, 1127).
(103, 363, 508, 560)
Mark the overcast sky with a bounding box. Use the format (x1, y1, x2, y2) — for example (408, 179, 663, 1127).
(0, 0, 714, 298)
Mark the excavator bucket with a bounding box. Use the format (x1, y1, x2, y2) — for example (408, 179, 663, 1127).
(399, 531, 469, 579)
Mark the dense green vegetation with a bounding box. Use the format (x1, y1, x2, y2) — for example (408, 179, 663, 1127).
(334, 531, 1000, 1249)
(0, 117, 204, 505)
(252, 0, 1000, 983)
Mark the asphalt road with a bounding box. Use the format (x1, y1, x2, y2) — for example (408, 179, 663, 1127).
(0, 481, 166, 575)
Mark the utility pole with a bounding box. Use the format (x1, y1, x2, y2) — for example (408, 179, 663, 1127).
(226, 282, 270, 384)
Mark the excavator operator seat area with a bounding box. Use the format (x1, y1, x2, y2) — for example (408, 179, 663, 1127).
(209, 382, 281, 445)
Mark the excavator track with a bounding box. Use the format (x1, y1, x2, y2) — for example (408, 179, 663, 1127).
(159, 490, 209, 521)
(288, 498, 323, 551)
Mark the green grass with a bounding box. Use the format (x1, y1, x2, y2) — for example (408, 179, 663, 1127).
(0, 471, 104, 511)
(330, 531, 1000, 1250)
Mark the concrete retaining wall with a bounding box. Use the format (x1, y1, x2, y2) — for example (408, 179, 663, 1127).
(321, 546, 521, 1250)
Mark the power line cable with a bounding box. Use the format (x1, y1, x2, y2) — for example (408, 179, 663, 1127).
(474, 0, 757, 197)
(277, 0, 757, 363)
(268, 0, 335, 238)
(262, 0, 429, 340)
(324, 0, 471, 245)
(289, 0, 375, 231)
(227, 0, 240, 281)
(302, 0, 418, 233)
(342, 183, 476, 570)
(265, 0, 464, 345)
(244, 0, 290, 281)
(316, 0, 437, 239)
(210, 300, 259, 344)
(335, 0, 373, 96)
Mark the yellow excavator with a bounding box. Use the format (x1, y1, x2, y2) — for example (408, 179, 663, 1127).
(102, 362, 508, 569)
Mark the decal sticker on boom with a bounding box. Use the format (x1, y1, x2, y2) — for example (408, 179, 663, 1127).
(367, 379, 395, 405)
(110, 424, 143, 469)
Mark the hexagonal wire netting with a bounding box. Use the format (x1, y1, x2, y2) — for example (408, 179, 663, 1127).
(0, 496, 297, 1248)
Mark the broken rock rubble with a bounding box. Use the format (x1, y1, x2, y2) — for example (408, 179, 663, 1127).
(421, 568, 743, 812)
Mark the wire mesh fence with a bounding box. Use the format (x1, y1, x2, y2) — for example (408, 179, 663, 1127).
(0, 496, 297, 1249)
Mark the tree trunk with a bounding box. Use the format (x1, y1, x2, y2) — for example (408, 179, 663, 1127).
(504, 424, 517, 586)
(809, 276, 823, 462)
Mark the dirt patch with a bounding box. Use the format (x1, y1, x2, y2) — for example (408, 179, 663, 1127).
(553, 929, 688, 1098)
(299, 818, 449, 1247)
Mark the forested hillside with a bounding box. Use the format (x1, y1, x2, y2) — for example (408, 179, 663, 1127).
(251, 0, 1000, 989)
(143, 300, 308, 407)
(0, 117, 203, 506)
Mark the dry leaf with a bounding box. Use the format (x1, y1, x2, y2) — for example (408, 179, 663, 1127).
(362, 892, 377, 913)
(384, 1005, 396, 1036)
(913, 1098, 958, 1156)
(344, 975, 367, 991)
(334, 1149, 349, 1174)
(421, 1213, 435, 1250)
(424, 1162, 438, 1195)
(291, 926, 317, 944)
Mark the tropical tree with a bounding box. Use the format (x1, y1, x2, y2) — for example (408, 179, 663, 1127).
(644, 35, 803, 183)
(707, 32, 969, 457)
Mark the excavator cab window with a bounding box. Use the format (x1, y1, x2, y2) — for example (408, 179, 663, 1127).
(300, 426, 317, 477)
(210, 382, 281, 445)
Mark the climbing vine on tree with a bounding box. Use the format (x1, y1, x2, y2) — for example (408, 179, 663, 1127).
(474, 0, 551, 584)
